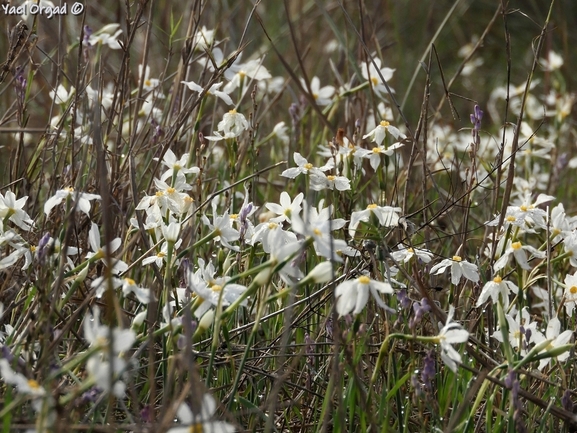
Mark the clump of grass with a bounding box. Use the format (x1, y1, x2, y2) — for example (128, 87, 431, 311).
(0, 1, 576, 432)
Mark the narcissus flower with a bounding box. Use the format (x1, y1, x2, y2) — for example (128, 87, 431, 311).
(436, 306, 469, 372)
(334, 274, 393, 316)
(430, 255, 479, 285)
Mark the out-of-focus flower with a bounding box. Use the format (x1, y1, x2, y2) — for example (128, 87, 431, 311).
(301, 76, 335, 106)
(193, 26, 217, 51)
(361, 58, 395, 98)
(540, 51, 564, 71)
(223, 55, 272, 93)
(88, 23, 123, 49)
(182, 80, 234, 106)
(167, 393, 235, 433)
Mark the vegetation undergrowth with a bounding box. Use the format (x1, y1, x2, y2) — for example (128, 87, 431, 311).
(0, 0, 576, 432)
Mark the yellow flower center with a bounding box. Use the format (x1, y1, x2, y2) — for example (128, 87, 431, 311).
(28, 379, 41, 390)
(304, 163, 314, 170)
(520, 205, 528, 212)
(190, 424, 204, 433)
(65, 186, 74, 193)
(229, 109, 237, 114)
(372, 147, 380, 153)
(313, 228, 322, 236)
(145, 79, 152, 87)
(493, 275, 502, 283)
(211, 284, 222, 292)
(313, 93, 318, 100)
(371, 77, 379, 86)
(511, 242, 522, 250)
(358, 275, 371, 284)
(407, 248, 414, 253)
(31, 245, 37, 253)
(157, 251, 166, 258)
(155, 191, 164, 197)
(230, 214, 238, 220)
(570, 286, 577, 295)
(379, 120, 390, 127)
(268, 222, 278, 230)
(367, 203, 378, 210)
(506, 215, 516, 222)
(124, 277, 136, 286)
(167, 187, 176, 194)
(327, 175, 335, 181)
(452, 255, 462, 262)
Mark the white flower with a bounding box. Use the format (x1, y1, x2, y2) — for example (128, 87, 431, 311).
(273, 121, 290, 144)
(205, 109, 249, 141)
(44, 187, 101, 216)
(162, 221, 181, 243)
(84, 307, 136, 354)
(188, 258, 247, 319)
(334, 274, 393, 316)
(437, 306, 469, 372)
(492, 307, 544, 356)
(309, 173, 351, 191)
(182, 80, 234, 106)
(391, 245, 433, 264)
(88, 24, 123, 49)
(430, 255, 479, 285)
(193, 26, 217, 51)
(121, 277, 151, 304)
(363, 120, 405, 145)
(159, 148, 200, 181)
(280, 152, 333, 179)
(49, 84, 75, 104)
(349, 204, 401, 237)
(537, 316, 572, 370)
(290, 200, 347, 262)
(301, 76, 335, 106)
(476, 275, 518, 309)
(201, 203, 240, 252)
(0, 190, 34, 231)
(0, 359, 46, 397)
(355, 141, 405, 170)
(265, 192, 303, 223)
(223, 56, 272, 93)
(540, 51, 564, 71)
(563, 271, 577, 316)
(138, 65, 163, 94)
(361, 58, 395, 98)
(303, 261, 334, 284)
(251, 221, 297, 254)
(167, 393, 235, 433)
(86, 223, 128, 274)
(493, 240, 545, 272)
